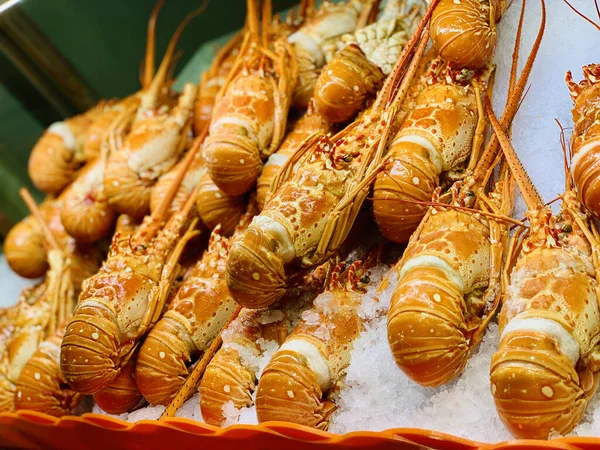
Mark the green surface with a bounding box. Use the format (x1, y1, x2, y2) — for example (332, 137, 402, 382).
(0, 0, 298, 226)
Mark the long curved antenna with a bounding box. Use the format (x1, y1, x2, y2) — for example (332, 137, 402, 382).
(143, 0, 165, 90)
(485, 98, 544, 210)
(144, 0, 210, 106)
(562, 0, 600, 31)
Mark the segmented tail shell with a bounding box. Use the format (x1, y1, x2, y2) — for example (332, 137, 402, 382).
(490, 331, 590, 439)
(60, 304, 120, 394)
(4, 214, 48, 279)
(135, 316, 193, 406)
(14, 333, 82, 417)
(60, 159, 117, 243)
(82, 99, 121, 161)
(373, 81, 479, 243)
(196, 172, 246, 236)
(199, 347, 256, 426)
(256, 350, 331, 430)
(567, 64, 600, 217)
(313, 44, 384, 123)
(93, 359, 143, 414)
(430, 0, 503, 69)
(387, 266, 469, 386)
(204, 75, 274, 195)
(227, 226, 287, 309)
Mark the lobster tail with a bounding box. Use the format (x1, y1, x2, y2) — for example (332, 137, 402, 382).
(15, 335, 82, 417)
(313, 44, 384, 123)
(373, 141, 438, 243)
(60, 305, 121, 394)
(430, 0, 500, 69)
(3, 215, 48, 279)
(61, 160, 116, 243)
(387, 266, 469, 386)
(490, 330, 589, 439)
(196, 172, 246, 236)
(104, 149, 154, 219)
(227, 226, 287, 309)
(93, 359, 144, 414)
(568, 64, 600, 217)
(200, 347, 256, 426)
(256, 350, 333, 430)
(135, 316, 194, 406)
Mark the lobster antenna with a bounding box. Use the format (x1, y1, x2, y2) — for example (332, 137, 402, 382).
(19, 189, 61, 251)
(555, 119, 573, 192)
(562, 0, 600, 31)
(144, 0, 209, 105)
(485, 98, 544, 210)
(159, 305, 243, 419)
(143, 0, 165, 90)
(246, 0, 261, 39)
(374, 0, 440, 110)
(474, 0, 546, 179)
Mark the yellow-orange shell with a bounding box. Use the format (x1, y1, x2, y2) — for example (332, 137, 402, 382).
(568, 65, 600, 217)
(82, 99, 125, 161)
(490, 331, 589, 439)
(60, 303, 121, 394)
(135, 315, 191, 406)
(196, 172, 246, 236)
(255, 350, 330, 430)
(199, 347, 256, 426)
(15, 332, 82, 417)
(204, 74, 276, 196)
(226, 227, 287, 309)
(430, 0, 502, 70)
(373, 80, 479, 243)
(28, 113, 94, 195)
(151, 149, 206, 221)
(60, 159, 116, 243)
(93, 359, 143, 414)
(4, 215, 48, 279)
(313, 44, 384, 124)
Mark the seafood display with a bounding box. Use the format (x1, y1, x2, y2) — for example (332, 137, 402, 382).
(3, 0, 600, 444)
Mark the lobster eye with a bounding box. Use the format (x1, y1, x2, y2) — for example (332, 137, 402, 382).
(360, 275, 370, 284)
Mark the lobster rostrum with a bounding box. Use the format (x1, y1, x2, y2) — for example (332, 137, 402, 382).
(202, 0, 300, 197)
(487, 95, 600, 439)
(313, 0, 424, 124)
(225, 3, 437, 310)
(60, 137, 204, 395)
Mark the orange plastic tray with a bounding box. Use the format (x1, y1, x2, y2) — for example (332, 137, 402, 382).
(0, 411, 599, 450)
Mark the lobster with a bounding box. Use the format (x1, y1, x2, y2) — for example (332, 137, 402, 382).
(313, 0, 424, 123)
(202, 0, 299, 196)
(60, 136, 204, 395)
(103, 3, 206, 219)
(488, 98, 600, 439)
(225, 3, 437, 310)
(288, 0, 369, 110)
(255, 253, 378, 430)
(135, 200, 257, 406)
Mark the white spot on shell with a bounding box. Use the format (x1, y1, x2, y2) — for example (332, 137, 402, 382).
(252, 272, 260, 281)
(92, 332, 99, 340)
(159, 351, 166, 359)
(542, 386, 554, 398)
(239, 159, 245, 164)
(433, 293, 441, 302)
(224, 385, 231, 393)
(34, 372, 41, 380)
(412, 177, 420, 185)
(287, 390, 295, 399)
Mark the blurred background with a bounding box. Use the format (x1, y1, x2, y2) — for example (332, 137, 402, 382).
(0, 0, 297, 239)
